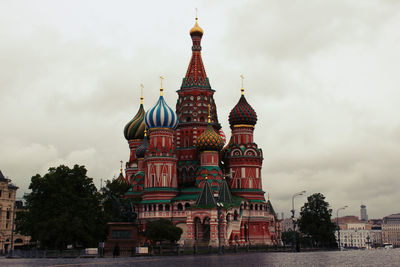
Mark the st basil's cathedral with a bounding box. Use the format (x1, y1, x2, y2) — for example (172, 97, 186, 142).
(121, 17, 281, 247)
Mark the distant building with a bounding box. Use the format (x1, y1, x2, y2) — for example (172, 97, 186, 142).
(382, 213, 400, 247)
(334, 216, 382, 248)
(281, 218, 294, 232)
(0, 171, 30, 255)
(0, 170, 18, 255)
(360, 205, 368, 221)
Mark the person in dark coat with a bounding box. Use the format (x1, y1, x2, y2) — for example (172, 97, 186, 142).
(113, 243, 120, 258)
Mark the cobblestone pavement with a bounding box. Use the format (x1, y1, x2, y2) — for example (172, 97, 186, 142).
(1, 249, 400, 267)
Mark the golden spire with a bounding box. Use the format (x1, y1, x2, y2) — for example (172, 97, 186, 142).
(240, 74, 244, 95)
(144, 128, 147, 137)
(140, 83, 144, 104)
(120, 160, 123, 174)
(190, 8, 204, 35)
(205, 175, 208, 180)
(208, 104, 211, 123)
(160, 76, 164, 96)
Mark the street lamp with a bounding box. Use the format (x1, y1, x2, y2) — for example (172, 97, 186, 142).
(291, 190, 306, 253)
(336, 205, 348, 251)
(216, 202, 224, 255)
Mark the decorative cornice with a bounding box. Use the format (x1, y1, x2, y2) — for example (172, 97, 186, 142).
(233, 124, 254, 128)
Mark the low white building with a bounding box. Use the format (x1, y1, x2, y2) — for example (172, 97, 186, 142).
(336, 223, 381, 248)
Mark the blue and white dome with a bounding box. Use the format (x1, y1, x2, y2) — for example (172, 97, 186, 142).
(145, 95, 179, 129)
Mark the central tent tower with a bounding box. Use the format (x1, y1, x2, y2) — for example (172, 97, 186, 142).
(175, 17, 221, 187)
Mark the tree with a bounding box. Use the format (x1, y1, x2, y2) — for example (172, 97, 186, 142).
(100, 178, 132, 222)
(145, 219, 183, 244)
(16, 165, 106, 249)
(298, 193, 337, 248)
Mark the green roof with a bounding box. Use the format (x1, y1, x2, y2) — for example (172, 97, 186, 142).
(172, 194, 199, 201)
(249, 199, 266, 203)
(218, 179, 232, 204)
(196, 181, 216, 206)
(144, 187, 179, 192)
(231, 188, 264, 192)
(141, 199, 171, 204)
(180, 187, 201, 193)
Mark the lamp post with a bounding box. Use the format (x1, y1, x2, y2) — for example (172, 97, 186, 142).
(291, 190, 306, 252)
(336, 205, 348, 251)
(216, 202, 224, 255)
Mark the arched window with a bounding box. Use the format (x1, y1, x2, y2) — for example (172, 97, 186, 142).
(189, 168, 195, 179)
(185, 203, 191, 210)
(182, 168, 187, 182)
(158, 204, 164, 211)
(186, 117, 191, 122)
(255, 204, 258, 210)
(250, 204, 253, 210)
(177, 203, 183, 211)
(165, 204, 170, 211)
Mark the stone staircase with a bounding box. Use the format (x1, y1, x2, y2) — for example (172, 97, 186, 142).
(226, 210, 243, 241)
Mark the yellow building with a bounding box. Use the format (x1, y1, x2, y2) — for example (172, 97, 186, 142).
(0, 170, 29, 255)
(382, 213, 400, 247)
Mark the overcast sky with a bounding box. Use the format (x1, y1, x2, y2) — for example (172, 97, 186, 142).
(1, 0, 399, 219)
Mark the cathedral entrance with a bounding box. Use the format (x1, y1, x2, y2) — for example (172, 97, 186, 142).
(194, 217, 211, 246)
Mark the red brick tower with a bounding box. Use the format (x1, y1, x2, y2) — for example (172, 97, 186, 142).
(175, 17, 221, 187)
(123, 88, 145, 184)
(224, 82, 265, 202)
(195, 106, 225, 189)
(142, 83, 179, 201)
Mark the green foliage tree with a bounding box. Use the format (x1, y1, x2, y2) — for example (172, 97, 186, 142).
(16, 165, 106, 249)
(298, 193, 337, 248)
(100, 178, 131, 222)
(145, 219, 183, 244)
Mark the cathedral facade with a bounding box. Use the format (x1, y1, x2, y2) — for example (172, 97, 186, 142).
(123, 18, 281, 247)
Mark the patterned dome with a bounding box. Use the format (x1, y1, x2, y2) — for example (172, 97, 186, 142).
(196, 124, 225, 151)
(145, 95, 179, 129)
(135, 133, 149, 158)
(124, 103, 145, 140)
(229, 94, 257, 127)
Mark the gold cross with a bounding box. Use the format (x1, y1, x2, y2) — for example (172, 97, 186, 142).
(208, 104, 211, 123)
(240, 74, 244, 94)
(120, 160, 123, 173)
(140, 83, 144, 104)
(160, 76, 164, 88)
(195, 8, 198, 20)
(160, 76, 164, 96)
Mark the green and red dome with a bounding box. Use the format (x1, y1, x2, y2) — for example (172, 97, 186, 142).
(229, 95, 257, 127)
(124, 103, 145, 140)
(196, 124, 225, 151)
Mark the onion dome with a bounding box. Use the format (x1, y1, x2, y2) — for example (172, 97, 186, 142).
(135, 131, 149, 158)
(190, 17, 203, 37)
(124, 101, 145, 140)
(229, 90, 257, 127)
(145, 84, 179, 129)
(196, 124, 225, 151)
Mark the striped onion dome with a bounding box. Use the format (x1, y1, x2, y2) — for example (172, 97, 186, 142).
(145, 95, 179, 129)
(196, 124, 225, 151)
(229, 94, 257, 127)
(135, 134, 149, 158)
(124, 103, 146, 140)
